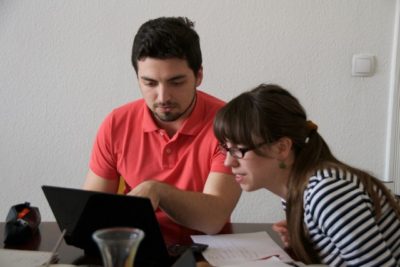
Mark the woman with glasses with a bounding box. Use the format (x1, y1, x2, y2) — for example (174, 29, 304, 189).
(213, 84, 400, 266)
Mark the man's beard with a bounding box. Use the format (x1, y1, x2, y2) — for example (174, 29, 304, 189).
(152, 93, 197, 122)
(152, 103, 182, 122)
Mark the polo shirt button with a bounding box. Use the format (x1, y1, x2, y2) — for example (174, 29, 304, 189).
(166, 148, 172, 154)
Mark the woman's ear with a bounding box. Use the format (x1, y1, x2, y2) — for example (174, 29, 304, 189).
(276, 137, 293, 160)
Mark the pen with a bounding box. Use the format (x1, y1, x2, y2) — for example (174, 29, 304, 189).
(257, 254, 280, 260)
(43, 229, 67, 267)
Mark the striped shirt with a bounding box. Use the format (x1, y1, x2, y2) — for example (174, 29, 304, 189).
(303, 168, 400, 266)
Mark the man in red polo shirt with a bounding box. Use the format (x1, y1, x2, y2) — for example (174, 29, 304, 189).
(83, 17, 241, 245)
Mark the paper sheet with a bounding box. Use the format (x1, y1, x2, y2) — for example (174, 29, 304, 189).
(0, 248, 56, 267)
(223, 256, 291, 267)
(191, 231, 292, 266)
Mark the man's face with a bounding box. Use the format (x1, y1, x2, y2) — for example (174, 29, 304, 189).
(137, 58, 203, 122)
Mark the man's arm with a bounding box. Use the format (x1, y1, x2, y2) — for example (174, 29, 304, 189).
(83, 169, 119, 194)
(83, 169, 242, 235)
(128, 172, 242, 235)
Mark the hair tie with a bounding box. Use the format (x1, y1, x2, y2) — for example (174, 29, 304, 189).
(307, 120, 318, 131)
(305, 120, 318, 143)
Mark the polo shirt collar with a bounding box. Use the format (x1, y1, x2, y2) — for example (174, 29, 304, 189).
(142, 104, 159, 132)
(179, 91, 204, 136)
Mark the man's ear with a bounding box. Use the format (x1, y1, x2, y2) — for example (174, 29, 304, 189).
(276, 137, 293, 160)
(195, 66, 203, 87)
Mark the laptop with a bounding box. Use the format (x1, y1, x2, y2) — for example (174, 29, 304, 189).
(171, 249, 196, 267)
(42, 185, 175, 266)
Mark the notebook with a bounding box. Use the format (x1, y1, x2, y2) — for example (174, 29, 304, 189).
(41, 185, 175, 266)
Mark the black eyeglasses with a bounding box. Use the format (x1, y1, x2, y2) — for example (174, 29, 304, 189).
(219, 142, 266, 159)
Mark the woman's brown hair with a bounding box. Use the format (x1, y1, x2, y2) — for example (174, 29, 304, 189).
(214, 84, 400, 264)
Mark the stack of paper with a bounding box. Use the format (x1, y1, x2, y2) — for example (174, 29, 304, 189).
(0, 248, 58, 267)
(191, 231, 293, 266)
(223, 256, 293, 267)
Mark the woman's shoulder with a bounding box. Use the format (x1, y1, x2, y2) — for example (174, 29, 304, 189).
(307, 167, 359, 189)
(304, 167, 365, 206)
(303, 167, 373, 218)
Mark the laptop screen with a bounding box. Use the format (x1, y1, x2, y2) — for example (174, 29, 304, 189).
(42, 185, 171, 265)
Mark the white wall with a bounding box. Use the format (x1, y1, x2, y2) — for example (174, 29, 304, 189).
(0, 0, 396, 223)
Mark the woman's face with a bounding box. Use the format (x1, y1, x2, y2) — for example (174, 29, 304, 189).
(223, 140, 290, 197)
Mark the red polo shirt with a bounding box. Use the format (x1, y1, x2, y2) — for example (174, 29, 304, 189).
(89, 90, 231, 244)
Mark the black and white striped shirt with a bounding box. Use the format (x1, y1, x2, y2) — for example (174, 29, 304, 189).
(304, 168, 400, 266)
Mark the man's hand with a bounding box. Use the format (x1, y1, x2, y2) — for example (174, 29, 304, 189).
(272, 220, 290, 248)
(127, 180, 162, 210)
(127, 172, 241, 235)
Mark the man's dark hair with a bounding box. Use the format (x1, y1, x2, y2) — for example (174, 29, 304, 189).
(131, 17, 202, 76)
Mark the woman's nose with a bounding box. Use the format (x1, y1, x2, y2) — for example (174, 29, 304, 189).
(224, 153, 239, 167)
